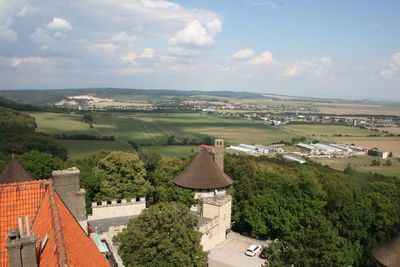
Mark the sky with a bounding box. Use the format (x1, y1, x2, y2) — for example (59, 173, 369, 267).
(0, 0, 399, 99)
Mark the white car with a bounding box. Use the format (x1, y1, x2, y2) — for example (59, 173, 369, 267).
(245, 244, 262, 256)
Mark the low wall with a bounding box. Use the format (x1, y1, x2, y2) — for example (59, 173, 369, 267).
(88, 198, 146, 221)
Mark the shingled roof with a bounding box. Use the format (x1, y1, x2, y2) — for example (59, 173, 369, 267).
(0, 180, 109, 267)
(0, 157, 34, 184)
(173, 149, 232, 190)
(373, 234, 400, 267)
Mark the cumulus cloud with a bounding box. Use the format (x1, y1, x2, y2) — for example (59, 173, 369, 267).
(282, 56, 333, 77)
(168, 19, 222, 56)
(0, 56, 47, 67)
(380, 52, 400, 78)
(30, 27, 54, 49)
(89, 43, 119, 55)
(250, 50, 276, 65)
(111, 31, 137, 42)
(0, 0, 26, 41)
(47, 17, 72, 31)
(231, 49, 255, 59)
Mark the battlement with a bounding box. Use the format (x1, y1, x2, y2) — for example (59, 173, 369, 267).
(88, 197, 146, 221)
(91, 197, 146, 208)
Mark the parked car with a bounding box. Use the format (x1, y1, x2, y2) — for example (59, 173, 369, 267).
(259, 247, 269, 259)
(245, 244, 262, 256)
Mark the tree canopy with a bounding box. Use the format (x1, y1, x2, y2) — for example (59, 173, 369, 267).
(18, 150, 64, 179)
(94, 151, 151, 201)
(113, 202, 207, 267)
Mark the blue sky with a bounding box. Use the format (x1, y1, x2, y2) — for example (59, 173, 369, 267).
(0, 0, 399, 99)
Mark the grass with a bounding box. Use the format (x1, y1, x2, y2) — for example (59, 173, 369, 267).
(31, 112, 300, 158)
(58, 140, 134, 159)
(29, 112, 98, 135)
(144, 146, 198, 158)
(314, 156, 400, 178)
(283, 124, 382, 138)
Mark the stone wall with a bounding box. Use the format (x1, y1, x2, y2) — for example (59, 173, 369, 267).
(88, 198, 146, 221)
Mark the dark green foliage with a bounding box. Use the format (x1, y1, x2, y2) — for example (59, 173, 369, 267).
(18, 150, 64, 179)
(113, 202, 207, 267)
(93, 151, 151, 201)
(147, 157, 196, 208)
(226, 155, 400, 266)
(0, 107, 67, 159)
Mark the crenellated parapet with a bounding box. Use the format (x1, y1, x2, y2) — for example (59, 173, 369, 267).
(88, 197, 146, 221)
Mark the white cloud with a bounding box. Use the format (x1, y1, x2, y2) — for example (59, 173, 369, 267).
(0, 0, 26, 41)
(47, 17, 72, 31)
(168, 19, 222, 56)
(30, 27, 54, 49)
(250, 50, 276, 65)
(249, 1, 277, 8)
(232, 49, 255, 59)
(282, 56, 333, 77)
(0, 56, 47, 67)
(111, 31, 137, 42)
(89, 43, 118, 55)
(380, 52, 400, 78)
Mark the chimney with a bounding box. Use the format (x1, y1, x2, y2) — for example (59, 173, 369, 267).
(214, 139, 224, 172)
(52, 168, 87, 223)
(6, 216, 38, 267)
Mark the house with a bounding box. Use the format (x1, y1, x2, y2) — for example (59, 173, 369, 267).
(174, 139, 233, 251)
(0, 179, 110, 267)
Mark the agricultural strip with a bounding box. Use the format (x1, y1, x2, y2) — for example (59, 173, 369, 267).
(58, 140, 134, 159)
(314, 156, 400, 178)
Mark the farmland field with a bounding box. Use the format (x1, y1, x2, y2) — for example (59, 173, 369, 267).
(58, 140, 134, 159)
(30, 112, 299, 158)
(29, 112, 97, 135)
(144, 146, 197, 158)
(314, 156, 400, 178)
(283, 124, 382, 138)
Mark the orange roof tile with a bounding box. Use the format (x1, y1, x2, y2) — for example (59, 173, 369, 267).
(0, 180, 109, 267)
(33, 183, 109, 267)
(0, 180, 48, 267)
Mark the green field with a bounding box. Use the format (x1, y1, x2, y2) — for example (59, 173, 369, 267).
(29, 112, 97, 135)
(144, 146, 198, 158)
(283, 124, 382, 138)
(314, 156, 400, 178)
(58, 140, 134, 159)
(30, 112, 298, 158)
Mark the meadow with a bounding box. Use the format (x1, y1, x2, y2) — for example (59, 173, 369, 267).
(29, 112, 98, 135)
(314, 156, 400, 178)
(58, 140, 134, 159)
(29, 112, 298, 158)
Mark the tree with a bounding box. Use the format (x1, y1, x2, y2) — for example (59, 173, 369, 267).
(113, 202, 207, 267)
(18, 150, 64, 179)
(202, 136, 212, 145)
(148, 157, 196, 208)
(93, 151, 151, 201)
(167, 135, 177, 145)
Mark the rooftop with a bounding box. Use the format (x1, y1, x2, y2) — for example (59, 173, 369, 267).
(0, 180, 109, 267)
(373, 234, 400, 267)
(0, 157, 34, 184)
(173, 149, 232, 190)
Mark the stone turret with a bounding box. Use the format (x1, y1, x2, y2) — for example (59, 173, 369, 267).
(214, 139, 224, 171)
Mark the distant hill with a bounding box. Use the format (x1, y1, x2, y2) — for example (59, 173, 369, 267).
(0, 88, 266, 105)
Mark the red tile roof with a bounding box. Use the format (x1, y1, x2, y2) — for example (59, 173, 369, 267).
(0, 180, 109, 267)
(0, 180, 48, 267)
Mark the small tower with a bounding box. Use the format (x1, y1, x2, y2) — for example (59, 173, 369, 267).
(214, 139, 224, 172)
(173, 139, 232, 251)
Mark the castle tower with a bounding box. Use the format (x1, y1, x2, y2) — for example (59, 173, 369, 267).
(173, 139, 232, 251)
(214, 139, 224, 172)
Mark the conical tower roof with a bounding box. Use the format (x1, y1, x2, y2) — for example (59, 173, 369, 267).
(0, 157, 34, 184)
(373, 234, 400, 267)
(173, 149, 232, 190)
